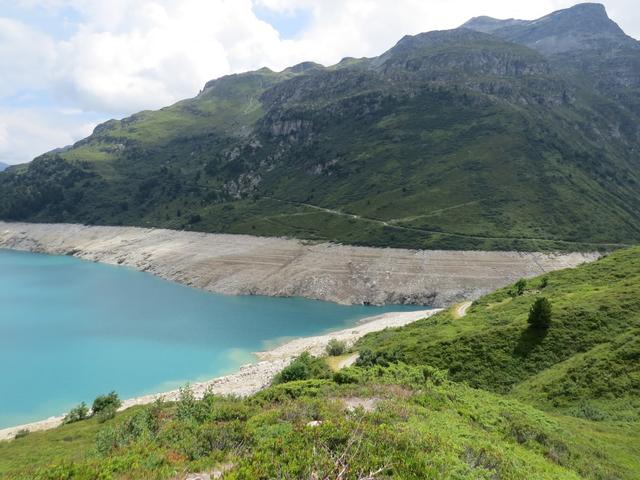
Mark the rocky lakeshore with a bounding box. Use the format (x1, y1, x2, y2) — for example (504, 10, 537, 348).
(0, 308, 437, 441)
(0, 222, 599, 306)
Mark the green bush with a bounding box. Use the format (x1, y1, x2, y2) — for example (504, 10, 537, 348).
(14, 429, 30, 439)
(92, 391, 122, 416)
(176, 385, 202, 421)
(63, 402, 89, 424)
(528, 297, 552, 330)
(95, 404, 117, 423)
(273, 352, 332, 384)
(255, 380, 332, 403)
(325, 338, 347, 356)
(512, 278, 527, 297)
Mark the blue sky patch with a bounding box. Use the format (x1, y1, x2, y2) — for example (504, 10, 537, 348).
(252, 5, 313, 39)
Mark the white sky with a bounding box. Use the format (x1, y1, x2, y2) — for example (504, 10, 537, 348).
(0, 0, 638, 165)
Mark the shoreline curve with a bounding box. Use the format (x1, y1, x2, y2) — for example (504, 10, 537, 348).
(0, 308, 438, 441)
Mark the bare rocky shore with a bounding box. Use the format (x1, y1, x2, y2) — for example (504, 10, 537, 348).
(0, 308, 437, 441)
(0, 222, 599, 306)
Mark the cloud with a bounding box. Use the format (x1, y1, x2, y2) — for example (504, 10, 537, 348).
(0, 17, 56, 97)
(50, 1, 266, 112)
(0, 0, 639, 164)
(0, 107, 96, 164)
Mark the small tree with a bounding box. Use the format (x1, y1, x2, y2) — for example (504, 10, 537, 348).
(273, 352, 332, 384)
(63, 402, 89, 424)
(275, 353, 312, 384)
(92, 391, 122, 415)
(528, 297, 552, 330)
(513, 278, 527, 297)
(326, 338, 347, 356)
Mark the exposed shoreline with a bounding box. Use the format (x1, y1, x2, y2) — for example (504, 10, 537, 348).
(0, 222, 599, 307)
(0, 308, 438, 441)
(0, 222, 598, 440)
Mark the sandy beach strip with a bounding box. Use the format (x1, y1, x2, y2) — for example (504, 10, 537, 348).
(0, 308, 439, 442)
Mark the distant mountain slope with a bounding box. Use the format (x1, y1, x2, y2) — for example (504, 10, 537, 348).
(463, 3, 640, 115)
(0, 163, 8, 172)
(1, 3, 639, 251)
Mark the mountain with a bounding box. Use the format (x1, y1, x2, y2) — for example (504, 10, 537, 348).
(463, 3, 636, 54)
(0, 163, 8, 172)
(1, 3, 639, 251)
(463, 3, 640, 115)
(3, 245, 639, 478)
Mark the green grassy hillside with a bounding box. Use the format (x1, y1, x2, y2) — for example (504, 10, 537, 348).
(357, 246, 640, 418)
(2, 366, 639, 480)
(1, 246, 639, 479)
(1, 7, 640, 251)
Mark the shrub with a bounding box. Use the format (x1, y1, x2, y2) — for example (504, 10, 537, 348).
(326, 338, 347, 356)
(512, 278, 527, 297)
(14, 429, 30, 439)
(255, 380, 332, 403)
(63, 402, 89, 424)
(355, 348, 403, 367)
(570, 401, 608, 421)
(528, 297, 552, 330)
(92, 391, 122, 416)
(273, 352, 331, 384)
(333, 369, 359, 385)
(95, 426, 120, 455)
(96, 404, 118, 423)
(176, 385, 202, 421)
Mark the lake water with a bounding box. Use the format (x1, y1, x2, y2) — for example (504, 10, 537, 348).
(0, 249, 424, 428)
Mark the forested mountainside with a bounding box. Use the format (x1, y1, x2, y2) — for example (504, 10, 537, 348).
(1, 3, 639, 251)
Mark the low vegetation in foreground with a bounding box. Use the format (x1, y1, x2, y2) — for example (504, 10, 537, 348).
(1, 246, 639, 479)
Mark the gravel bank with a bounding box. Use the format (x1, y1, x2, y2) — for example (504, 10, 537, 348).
(0, 222, 599, 306)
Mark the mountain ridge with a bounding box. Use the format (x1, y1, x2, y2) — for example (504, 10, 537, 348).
(1, 3, 639, 252)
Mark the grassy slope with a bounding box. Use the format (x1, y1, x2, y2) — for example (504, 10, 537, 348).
(1, 247, 639, 479)
(357, 246, 640, 414)
(1, 369, 638, 480)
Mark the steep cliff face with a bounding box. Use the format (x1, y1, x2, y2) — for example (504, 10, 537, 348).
(1, 4, 639, 251)
(464, 3, 640, 118)
(464, 3, 636, 54)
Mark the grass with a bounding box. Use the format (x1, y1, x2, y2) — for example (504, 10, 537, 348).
(2, 366, 638, 479)
(325, 354, 356, 372)
(356, 246, 640, 411)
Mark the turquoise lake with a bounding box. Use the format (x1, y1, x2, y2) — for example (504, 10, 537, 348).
(0, 249, 424, 428)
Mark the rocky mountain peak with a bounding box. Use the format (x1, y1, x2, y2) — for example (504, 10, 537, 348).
(284, 61, 324, 74)
(534, 3, 622, 37)
(463, 3, 636, 55)
(461, 16, 527, 34)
